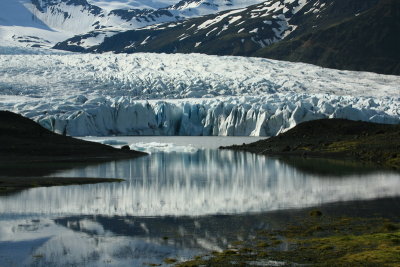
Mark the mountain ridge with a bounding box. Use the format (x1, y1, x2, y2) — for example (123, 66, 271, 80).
(1, 0, 398, 75)
(53, 0, 399, 75)
(256, 0, 400, 75)
(0, 0, 264, 48)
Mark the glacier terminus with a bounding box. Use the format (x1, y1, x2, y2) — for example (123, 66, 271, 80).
(0, 49, 399, 137)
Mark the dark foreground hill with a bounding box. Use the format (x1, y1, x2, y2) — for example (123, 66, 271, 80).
(0, 111, 145, 163)
(222, 119, 400, 169)
(0, 111, 146, 193)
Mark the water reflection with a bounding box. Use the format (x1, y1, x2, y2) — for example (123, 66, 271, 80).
(0, 150, 399, 216)
(0, 217, 200, 267)
(1, 197, 399, 267)
(279, 157, 392, 176)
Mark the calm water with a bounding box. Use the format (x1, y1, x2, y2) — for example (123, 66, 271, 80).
(0, 137, 399, 266)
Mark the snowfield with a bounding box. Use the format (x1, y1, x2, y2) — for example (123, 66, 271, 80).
(0, 49, 399, 136)
(0, 0, 266, 48)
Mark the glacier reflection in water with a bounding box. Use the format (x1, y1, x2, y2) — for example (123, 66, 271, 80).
(1, 149, 399, 216)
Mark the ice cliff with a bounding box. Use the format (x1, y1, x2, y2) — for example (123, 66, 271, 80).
(5, 94, 398, 137)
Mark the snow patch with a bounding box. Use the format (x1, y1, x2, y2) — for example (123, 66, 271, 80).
(197, 8, 245, 30)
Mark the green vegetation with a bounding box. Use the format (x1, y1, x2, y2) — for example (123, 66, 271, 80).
(209, 118, 400, 266)
(309, 210, 323, 217)
(164, 258, 178, 264)
(176, 214, 400, 267)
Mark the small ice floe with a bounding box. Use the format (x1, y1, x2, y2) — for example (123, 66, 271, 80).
(96, 139, 129, 146)
(129, 142, 198, 154)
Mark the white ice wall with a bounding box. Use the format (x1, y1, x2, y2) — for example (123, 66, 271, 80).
(27, 94, 400, 136)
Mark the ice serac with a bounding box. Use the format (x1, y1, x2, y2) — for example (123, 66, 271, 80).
(33, 94, 399, 137)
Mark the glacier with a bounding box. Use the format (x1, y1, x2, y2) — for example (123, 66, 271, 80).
(0, 50, 399, 136)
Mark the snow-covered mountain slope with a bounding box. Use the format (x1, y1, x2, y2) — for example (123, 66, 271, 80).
(90, 0, 262, 12)
(0, 0, 265, 48)
(0, 0, 71, 47)
(0, 50, 399, 136)
(55, 0, 400, 76)
(57, 0, 376, 54)
(0, 0, 174, 48)
(56, 0, 310, 51)
(88, 0, 177, 10)
(167, 0, 265, 16)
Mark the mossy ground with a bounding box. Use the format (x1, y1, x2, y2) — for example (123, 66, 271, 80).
(175, 213, 400, 267)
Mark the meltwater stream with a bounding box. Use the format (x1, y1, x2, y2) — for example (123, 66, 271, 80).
(0, 137, 399, 266)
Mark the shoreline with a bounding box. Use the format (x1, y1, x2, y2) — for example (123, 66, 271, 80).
(0, 111, 145, 192)
(202, 118, 400, 266)
(176, 197, 400, 266)
(0, 177, 125, 195)
(0, 111, 147, 164)
(177, 213, 400, 266)
(221, 119, 400, 170)
(0, 110, 147, 177)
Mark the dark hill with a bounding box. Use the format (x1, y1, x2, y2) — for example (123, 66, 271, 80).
(0, 111, 146, 162)
(222, 119, 400, 169)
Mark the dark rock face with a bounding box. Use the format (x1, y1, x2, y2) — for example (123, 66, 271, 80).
(31, 0, 102, 15)
(55, 0, 399, 75)
(109, 9, 174, 22)
(121, 145, 131, 150)
(257, 0, 400, 75)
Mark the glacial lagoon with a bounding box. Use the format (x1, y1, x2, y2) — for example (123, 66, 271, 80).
(0, 137, 399, 266)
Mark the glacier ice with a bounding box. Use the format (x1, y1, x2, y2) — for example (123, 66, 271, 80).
(2, 94, 399, 137)
(94, 139, 129, 146)
(0, 51, 399, 136)
(129, 142, 199, 153)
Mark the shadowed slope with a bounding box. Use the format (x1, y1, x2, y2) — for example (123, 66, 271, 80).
(222, 119, 400, 169)
(0, 110, 146, 162)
